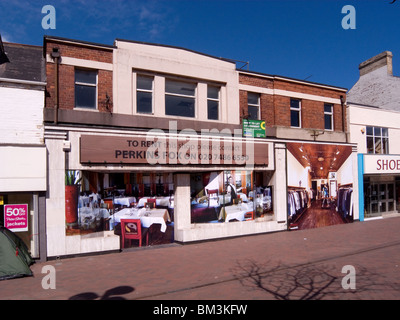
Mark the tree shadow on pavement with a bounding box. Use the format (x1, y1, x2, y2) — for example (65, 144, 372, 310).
(69, 285, 135, 300)
(232, 259, 398, 300)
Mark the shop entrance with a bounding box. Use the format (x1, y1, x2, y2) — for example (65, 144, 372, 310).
(365, 182, 396, 218)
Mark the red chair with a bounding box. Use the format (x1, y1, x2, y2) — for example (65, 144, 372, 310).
(121, 219, 149, 248)
(146, 198, 157, 208)
(206, 189, 219, 207)
(104, 199, 113, 210)
(144, 202, 155, 209)
(244, 211, 254, 220)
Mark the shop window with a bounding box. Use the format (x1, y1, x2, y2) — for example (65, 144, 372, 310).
(66, 171, 175, 247)
(165, 79, 196, 118)
(290, 98, 301, 128)
(137, 75, 154, 114)
(207, 85, 220, 120)
(0, 193, 39, 258)
(324, 103, 333, 130)
(247, 92, 260, 120)
(75, 69, 97, 109)
(190, 171, 273, 224)
(366, 126, 389, 154)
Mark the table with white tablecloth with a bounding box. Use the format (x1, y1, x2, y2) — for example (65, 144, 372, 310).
(218, 202, 254, 222)
(136, 196, 174, 208)
(113, 196, 137, 207)
(112, 207, 171, 232)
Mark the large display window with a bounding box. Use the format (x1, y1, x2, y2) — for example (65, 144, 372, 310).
(190, 170, 273, 224)
(64, 170, 174, 247)
(287, 142, 355, 230)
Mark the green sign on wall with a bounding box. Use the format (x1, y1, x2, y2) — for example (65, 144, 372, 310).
(243, 119, 266, 138)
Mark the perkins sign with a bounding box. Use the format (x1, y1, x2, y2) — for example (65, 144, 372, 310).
(80, 135, 269, 167)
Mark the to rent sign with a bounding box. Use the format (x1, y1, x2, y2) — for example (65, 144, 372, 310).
(4, 204, 29, 232)
(80, 134, 269, 167)
(364, 155, 400, 174)
(243, 120, 266, 138)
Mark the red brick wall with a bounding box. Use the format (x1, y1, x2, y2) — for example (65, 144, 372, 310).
(239, 73, 346, 132)
(45, 40, 113, 113)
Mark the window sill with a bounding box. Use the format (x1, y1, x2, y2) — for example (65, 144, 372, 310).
(74, 107, 99, 112)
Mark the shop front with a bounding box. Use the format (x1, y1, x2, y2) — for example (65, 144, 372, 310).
(44, 124, 286, 257)
(359, 154, 400, 220)
(286, 141, 359, 230)
(0, 146, 47, 260)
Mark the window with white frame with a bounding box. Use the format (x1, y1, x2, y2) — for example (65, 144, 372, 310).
(324, 103, 334, 130)
(366, 126, 389, 154)
(137, 75, 154, 114)
(247, 92, 260, 120)
(75, 69, 97, 109)
(290, 98, 301, 128)
(207, 85, 220, 120)
(165, 79, 196, 118)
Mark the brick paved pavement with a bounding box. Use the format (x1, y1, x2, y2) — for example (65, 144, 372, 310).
(1, 216, 400, 301)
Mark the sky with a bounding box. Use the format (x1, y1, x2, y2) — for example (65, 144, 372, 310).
(0, 0, 399, 90)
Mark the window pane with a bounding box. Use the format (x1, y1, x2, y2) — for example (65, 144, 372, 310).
(367, 136, 374, 153)
(75, 85, 96, 109)
(137, 91, 152, 114)
(382, 127, 388, 137)
(248, 92, 259, 105)
(166, 80, 195, 96)
(208, 86, 219, 99)
(374, 137, 382, 154)
(248, 105, 259, 120)
(208, 100, 219, 120)
(374, 127, 381, 136)
(165, 95, 195, 117)
(382, 138, 389, 154)
(324, 104, 333, 113)
(290, 99, 300, 109)
(366, 126, 373, 136)
(137, 75, 153, 90)
(324, 114, 332, 130)
(291, 110, 300, 127)
(75, 69, 97, 84)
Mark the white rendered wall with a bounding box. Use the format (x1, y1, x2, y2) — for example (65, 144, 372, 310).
(348, 104, 400, 154)
(113, 40, 240, 124)
(0, 86, 44, 144)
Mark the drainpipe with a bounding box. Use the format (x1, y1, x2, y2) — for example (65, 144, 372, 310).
(51, 48, 60, 124)
(340, 95, 348, 143)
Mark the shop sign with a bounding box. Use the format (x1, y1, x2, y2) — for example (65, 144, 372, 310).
(243, 120, 266, 138)
(364, 154, 400, 174)
(4, 204, 29, 232)
(80, 134, 269, 167)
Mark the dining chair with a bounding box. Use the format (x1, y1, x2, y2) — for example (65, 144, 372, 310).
(206, 189, 219, 207)
(147, 198, 157, 207)
(104, 199, 113, 210)
(121, 219, 149, 248)
(244, 211, 254, 220)
(144, 202, 155, 209)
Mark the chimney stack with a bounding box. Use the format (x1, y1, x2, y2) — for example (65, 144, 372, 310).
(359, 51, 393, 76)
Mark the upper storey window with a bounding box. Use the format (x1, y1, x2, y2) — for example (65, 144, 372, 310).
(247, 92, 260, 120)
(75, 69, 97, 109)
(324, 103, 334, 131)
(137, 75, 154, 114)
(290, 98, 301, 128)
(207, 85, 220, 120)
(366, 126, 389, 154)
(165, 79, 196, 118)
